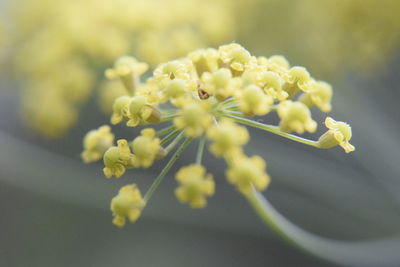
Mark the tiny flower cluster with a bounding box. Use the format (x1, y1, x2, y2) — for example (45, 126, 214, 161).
(82, 43, 355, 227)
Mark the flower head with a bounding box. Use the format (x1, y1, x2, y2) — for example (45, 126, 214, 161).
(219, 43, 254, 72)
(175, 164, 215, 208)
(103, 139, 132, 178)
(277, 100, 317, 134)
(201, 68, 241, 101)
(131, 128, 162, 168)
(236, 85, 273, 116)
(188, 48, 220, 75)
(111, 184, 145, 227)
(126, 96, 161, 127)
(226, 154, 270, 194)
(81, 125, 114, 163)
(110, 96, 131, 125)
(173, 101, 213, 137)
(299, 81, 333, 112)
(319, 117, 355, 153)
(207, 119, 249, 157)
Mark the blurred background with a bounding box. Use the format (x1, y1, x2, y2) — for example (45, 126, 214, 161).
(1, 0, 400, 266)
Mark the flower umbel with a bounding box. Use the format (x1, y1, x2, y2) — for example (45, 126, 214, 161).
(82, 43, 355, 227)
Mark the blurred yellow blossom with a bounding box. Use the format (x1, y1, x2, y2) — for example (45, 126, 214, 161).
(131, 128, 162, 168)
(277, 100, 317, 134)
(111, 184, 145, 227)
(81, 125, 115, 163)
(226, 154, 270, 194)
(175, 164, 215, 208)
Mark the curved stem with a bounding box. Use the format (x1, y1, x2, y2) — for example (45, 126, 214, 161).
(143, 137, 192, 203)
(245, 188, 400, 266)
(195, 135, 206, 165)
(225, 114, 320, 148)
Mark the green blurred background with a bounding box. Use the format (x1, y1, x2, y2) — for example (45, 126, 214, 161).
(1, 0, 400, 266)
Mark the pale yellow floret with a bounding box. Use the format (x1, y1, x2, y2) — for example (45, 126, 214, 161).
(207, 119, 249, 157)
(110, 96, 131, 125)
(153, 60, 191, 83)
(299, 81, 333, 112)
(103, 139, 132, 178)
(286, 66, 312, 92)
(318, 117, 355, 153)
(81, 125, 115, 163)
(175, 164, 215, 208)
(173, 101, 213, 137)
(226, 154, 270, 195)
(111, 184, 145, 227)
(126, 96, 161, 127)
(236, 85, 273, 116)
(277, 100, 317, 134)
(130, 128, 162, 168)
(163, 79, 188, 99)
(105, 56, 148, 93)
(188, 48, 220, 75)
(201, 68, 241, 101)
(218, 43, 254, 72)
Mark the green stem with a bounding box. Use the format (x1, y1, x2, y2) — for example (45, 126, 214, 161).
(245, 188, 400, 266)
(160, 129, 180, 146)
(143, 137, 192, 203)
(156, 125, 175, 137)
(195, 135, 206, 165)
(160, 113, 179, 122)
(225, 114, 320, 148)
(164, 131, 185, 154)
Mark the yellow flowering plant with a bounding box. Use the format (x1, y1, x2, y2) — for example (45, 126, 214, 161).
(82, 43, 356, 262)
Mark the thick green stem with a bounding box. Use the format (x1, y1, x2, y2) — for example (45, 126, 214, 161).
(245, 188, 400, 266)
(143, 137, 192, 203)
(225, 114, 320, 148)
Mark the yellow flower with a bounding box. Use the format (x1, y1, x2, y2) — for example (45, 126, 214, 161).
(81, 125, 114, 163)
(258, 71, 287, 101)
(188, 48, 220, 75)
(299, 81, 333, 112)
(207, 119, 249, 157)
(153, 60, 192, 83)
(318, 117, 355, 153)
(110, 96, 131, 125)
(130, 128, 162, 168)
(218, 43, 254, 72)
(103, 139, 132, 178)
(163, 79, 189, 99)
(226, 154, 270, 194)
(277, 100, 317, 134)
(126, 96, 161, 127)
(201, 68, 241, 101)
(173, 101, 213, 137)
(105, 56, 149, 92)
(111, 184, 145, 227)
(236, 85, 273, 116)
(175, 164, 215, 208)
(284, 66, 313, 97)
